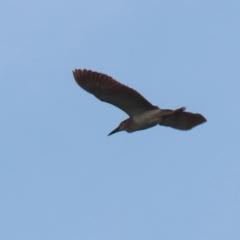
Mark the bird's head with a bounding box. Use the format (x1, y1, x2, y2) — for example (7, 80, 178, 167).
(108, 119, 130, 136)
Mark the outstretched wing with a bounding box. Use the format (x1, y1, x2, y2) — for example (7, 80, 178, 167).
(73, 69, 157, 116)
(159, 110, 207, 130)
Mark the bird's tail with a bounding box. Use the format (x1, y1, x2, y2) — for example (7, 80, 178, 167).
(159, 107, 206, 130)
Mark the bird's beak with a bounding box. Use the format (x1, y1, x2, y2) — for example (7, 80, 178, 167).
(108, 126, 121, 136)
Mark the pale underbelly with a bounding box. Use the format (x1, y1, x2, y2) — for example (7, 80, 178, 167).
(130, 109, 164, 132)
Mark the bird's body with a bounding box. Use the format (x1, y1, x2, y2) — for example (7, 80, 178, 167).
(73, 69, 206, 135)
(127, 108, 182, 132)
(121, 109, 166, 133)
(132, 109, 166, 132)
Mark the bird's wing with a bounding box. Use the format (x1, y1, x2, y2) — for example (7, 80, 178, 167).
(159, 109, 207, 130)
(73, 69, 157, 116)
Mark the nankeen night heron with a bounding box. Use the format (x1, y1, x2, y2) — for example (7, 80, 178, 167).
(73, 69, 206, 136)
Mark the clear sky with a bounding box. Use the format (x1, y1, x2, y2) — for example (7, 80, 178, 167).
(1, 1, 240, 239)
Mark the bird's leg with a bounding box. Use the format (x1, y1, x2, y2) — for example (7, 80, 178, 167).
(159, 107, 186, 118)
(172, 107, 186, 115)
(147, 107, 185, 126)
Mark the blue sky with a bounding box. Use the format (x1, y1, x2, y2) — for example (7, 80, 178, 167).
(1, 1, 240, 239)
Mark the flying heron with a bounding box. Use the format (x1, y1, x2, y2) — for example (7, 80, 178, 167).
(73, 69, 206, 136)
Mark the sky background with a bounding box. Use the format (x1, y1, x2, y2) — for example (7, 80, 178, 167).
(1, 1, 240, 239)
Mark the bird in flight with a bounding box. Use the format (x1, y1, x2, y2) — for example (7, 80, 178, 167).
(73, 69, 206, 136)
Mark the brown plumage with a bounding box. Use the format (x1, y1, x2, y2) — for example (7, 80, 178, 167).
(73, 69, 206, 135)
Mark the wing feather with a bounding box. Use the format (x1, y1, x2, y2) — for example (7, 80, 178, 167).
(160, 110, 207, 130)
(73, 69, 157, 116)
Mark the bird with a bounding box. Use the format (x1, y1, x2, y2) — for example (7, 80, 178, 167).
(73, 69, 206, 136)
